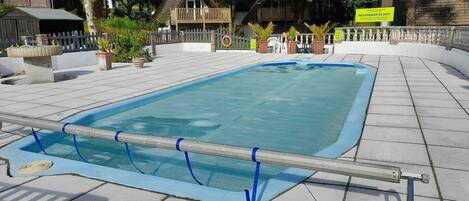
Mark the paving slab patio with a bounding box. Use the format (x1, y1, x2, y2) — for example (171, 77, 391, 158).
(0, 52, 468, 201)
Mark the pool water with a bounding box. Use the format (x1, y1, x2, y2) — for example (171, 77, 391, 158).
(22, 63, 367, 192)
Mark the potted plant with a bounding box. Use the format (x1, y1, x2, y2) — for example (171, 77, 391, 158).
(130, 32, 147, 68)
(96, 38, 112, 70)
(304, 21, 336, 54)
(249, 22, 274, 54)
(284, 26, 298, 54)
(131, 51, 145, 68)
(112, 31, 147, 68)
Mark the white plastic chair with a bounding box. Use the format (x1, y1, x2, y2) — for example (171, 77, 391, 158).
(267, 37, 282, 53)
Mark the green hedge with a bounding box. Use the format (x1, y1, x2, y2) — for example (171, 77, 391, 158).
(96, 16, 159, 33)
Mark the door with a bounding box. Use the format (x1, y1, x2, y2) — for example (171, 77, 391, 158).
(0, 20, 18, 48)
(16, 19, 38, 37)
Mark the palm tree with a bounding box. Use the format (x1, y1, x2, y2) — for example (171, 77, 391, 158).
(84, 0, 97, 33)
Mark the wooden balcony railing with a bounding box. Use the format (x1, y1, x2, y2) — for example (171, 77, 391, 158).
(170, 8, 231, 24)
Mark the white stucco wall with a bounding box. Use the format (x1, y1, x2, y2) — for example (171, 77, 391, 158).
(334, 42, 469, 77)
(0, 51, 99, 76)
(152, 43, 211, 55)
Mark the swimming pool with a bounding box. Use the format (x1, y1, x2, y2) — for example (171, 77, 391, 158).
(0, 61, 376, 201)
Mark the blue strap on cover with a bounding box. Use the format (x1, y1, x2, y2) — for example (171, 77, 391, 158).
(244, 189, 251, 201)
(114, 130, 145, 174)
(245, 147, 261, 201)
(176, 138, 204, 186)
(31, 128, 47, 154)
(62, 123, 88, 162)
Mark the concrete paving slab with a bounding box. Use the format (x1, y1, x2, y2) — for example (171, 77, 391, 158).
(423, 129, 469, 149)
(452, 93, 469, 101)
(15, 105, 69, 118)
(368, 105, 415, 116)
(73, 183, 167, 201)
(350, 159, 439, 198)
(434, 168, 469, 201)
(415, 107, 469, 119)
(372, 91, 411, 98)
(165, 197, 192, 201)
(373, 86, 409, 92)
(357, 140, 430, 165)
(0, 102, 42, 113)
(0, 165, 37, 192)
(407, 82, 443, 87)
(428, 146, 469, 171)
(413, 99, 461, 108)
(409, 86, 447, 93)
(362, 126, 423, 144)
(340, 146, 357, 159)
(370, 97, 413, 106)
(0, 175, 103, 201)
(0, 133, 22, 148)
(0, 99, 16, 107)
(374, 81, 407, 86)
(345, 187, 440, 201)
(419, 117, 469, 132)
(273, 183, 319, 201)
(411, 92, 453, 100)
(365, 114, 420, 128)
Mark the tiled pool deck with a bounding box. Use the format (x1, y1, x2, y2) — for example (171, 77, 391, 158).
(0, 52, 468, 201)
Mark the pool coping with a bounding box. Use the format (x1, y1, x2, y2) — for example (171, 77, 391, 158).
(0, 61, 376, 201)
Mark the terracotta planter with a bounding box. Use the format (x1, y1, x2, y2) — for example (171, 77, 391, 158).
(258, 41, 268, 53)
(313, 41, 325, 54)
(287, 41, 297, 54)
(96, 51, 112, 70)
(132, 57, 145, 68)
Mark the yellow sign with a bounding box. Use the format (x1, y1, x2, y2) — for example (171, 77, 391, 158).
(334, 29, 344, 43)
(355, 7, 395, 22)
(250, 39, 257, 50)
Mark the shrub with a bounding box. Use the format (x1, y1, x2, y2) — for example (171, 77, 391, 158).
(0, 49, 6, 57)
(304, 21, 337, 41)
(96, 16, 163, 33)
(284, 26, 298, 41)
(248, 22, 274, 41)
(112, 31, 147, 62)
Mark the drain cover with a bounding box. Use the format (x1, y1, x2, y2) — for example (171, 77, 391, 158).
(18, 160, 53, 174)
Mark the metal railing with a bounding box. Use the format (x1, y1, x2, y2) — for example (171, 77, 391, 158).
(336, 26, 469, 52)
(0, 112, 428, 200)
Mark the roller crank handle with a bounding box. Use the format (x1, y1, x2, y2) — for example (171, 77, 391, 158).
(401, 172, 430, 183)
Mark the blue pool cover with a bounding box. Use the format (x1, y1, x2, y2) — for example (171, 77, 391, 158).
(0, 61, 376, 201)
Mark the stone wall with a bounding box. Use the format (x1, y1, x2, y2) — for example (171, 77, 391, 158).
(402, 0, 469, 26)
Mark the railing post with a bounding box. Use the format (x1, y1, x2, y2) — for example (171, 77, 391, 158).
(210, 30, 216, 52)
(35, 34, 49, 46)
(446, 26, 455, 50)
(72, 31, 80, 50)
(390, 28, 399, 45)
(149, 32, 156, 56)
(180, 31, 185, 43)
